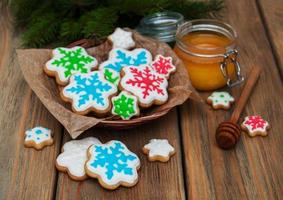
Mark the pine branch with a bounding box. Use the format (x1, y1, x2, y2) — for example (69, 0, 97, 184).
(10, 0, 224, 47)
(108, 0, 171, 15)
(169, 0, 224, 19)
(21, 12, 60, 47)
(79, 7, 118, 38)
(59, 20, 84, 42)
(10, 0, 45, 25)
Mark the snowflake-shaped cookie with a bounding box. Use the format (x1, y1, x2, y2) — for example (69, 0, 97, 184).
(108, 28, 135, 49)
(103, 68, 120, 86)
(85, 140, 140, 190)
(111, 91, 139, 120)
(56, 137, 101, 180)
(45, 46, 98, 85)
(24, 126, 53, 150)
(241, 115, 270, 137)
(62, 71, 117, 115)
(120, 66, 168, 107)
(99, 48, 152, 73)
(143, 139, 175, 162)
(151, 55, 176, 78)
(207, 91, 235, 110)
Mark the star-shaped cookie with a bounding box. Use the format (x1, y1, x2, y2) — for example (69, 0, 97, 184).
(207, 91, 235, 110)
(24, 126, 53, 150)
(108, 28, 135, 49)
(241, 115, 270, 137)
(143, 139, 175, 162)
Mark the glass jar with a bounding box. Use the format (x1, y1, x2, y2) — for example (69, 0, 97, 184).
(136, 11, 184, 46)
(174, 19, 244, 91)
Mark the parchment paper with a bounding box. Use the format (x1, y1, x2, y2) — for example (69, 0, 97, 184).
(16, 30, 201, 138)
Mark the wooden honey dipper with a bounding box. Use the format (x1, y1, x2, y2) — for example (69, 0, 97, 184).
(216, 67, 261, 149)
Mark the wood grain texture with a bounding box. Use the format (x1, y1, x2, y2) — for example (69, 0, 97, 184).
(55, 110, 186, 200)
(1, 0, 283, 199)
(0, 9, 63, 200)
(257, 0, 283, 79)
(179, 0, 283, 199)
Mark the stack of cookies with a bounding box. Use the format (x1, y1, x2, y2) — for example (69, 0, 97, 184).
(44, 28, 176, 120)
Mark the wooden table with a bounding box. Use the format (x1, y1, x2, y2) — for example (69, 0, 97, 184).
(0, 0, 282, 199)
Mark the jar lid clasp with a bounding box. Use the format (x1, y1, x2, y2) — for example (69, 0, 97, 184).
(220, 49, 244, 87)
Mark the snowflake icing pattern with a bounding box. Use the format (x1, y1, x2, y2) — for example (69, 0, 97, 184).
(152, 55, 176, 78)
(121, 66, 168, 104)
(112, 91, 138, 120)
(99, 48, 152, 72)
(63, 71, 117, 112)
(103, 68, 120, 85)
(243, 116, 268, 131)
(87, 141, 140, 184)
(46, 46, 97, 83)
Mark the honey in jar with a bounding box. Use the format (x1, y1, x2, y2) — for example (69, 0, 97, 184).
(174, 20, 244, 91)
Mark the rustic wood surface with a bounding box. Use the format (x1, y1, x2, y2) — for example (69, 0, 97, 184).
(180, 0, 283, 199)
(0, 0, 282, 199)
(0, 7, 63, 200)
(257, 0, 283, 78)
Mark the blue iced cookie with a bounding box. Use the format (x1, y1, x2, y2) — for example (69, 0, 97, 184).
(99, 48, 152, 73)
(85, 140, 140, 190)
(61, 71, 117, 115)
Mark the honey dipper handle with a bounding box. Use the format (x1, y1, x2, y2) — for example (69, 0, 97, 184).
(230, 67, 261, 123)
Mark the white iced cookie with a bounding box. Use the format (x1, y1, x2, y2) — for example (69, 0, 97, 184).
(120, 65, 168, 108)
(24, 126, 53, 150)
(85, 140, 140, 190)
(241, 115, 270, 137)
(61, 71, 117, 115)
(56, 137, 101, 180)
(207, 91, 235, 110)
(151, 55, 176, 79)
(99, 48, 152, 73)
(108, 28, 135, 49)
(143, 139, 175, 162)
(44, 46, 98, 85)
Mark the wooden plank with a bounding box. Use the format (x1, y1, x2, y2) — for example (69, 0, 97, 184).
(55, 109, 186, 200)
(179, 0, 283, 199)
(257, 0, 283, 78)
(0, 9, 63, 199)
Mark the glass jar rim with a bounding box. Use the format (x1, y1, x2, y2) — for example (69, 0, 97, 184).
(175, 19, 237, 58)
(136, 11, 184, 42)
(139, 11, 184, 30)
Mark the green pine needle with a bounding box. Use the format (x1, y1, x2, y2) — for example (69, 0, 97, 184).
(80, 7, 118, 38)
(60, 20, 84, 41)
(21, 13, 60, 47)
(10, 0, 224, 48)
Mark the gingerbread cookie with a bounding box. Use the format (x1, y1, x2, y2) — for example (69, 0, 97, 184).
(103, 68, 120, 86)
(24, 126, 53, 150)
(241, 115, 270, 137)
(85, 140, 140, 190)
(111, 91, 139, 120)
(61, 71, 117, 115)
(207, 91, 235, 110)
(56, 137, 101, 180)
(120, 65, 168, 107)
(99, 48, 152, 73)
(108, 28, 135, 49)
(151, 55, 176, 79)
(45, 46, 98, 85)
(143, 139, 175, 162)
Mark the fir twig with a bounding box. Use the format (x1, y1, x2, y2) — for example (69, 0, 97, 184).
(10, 0, 224, 48)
